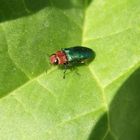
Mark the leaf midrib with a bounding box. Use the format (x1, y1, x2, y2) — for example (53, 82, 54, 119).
(81, 2, 112, 139)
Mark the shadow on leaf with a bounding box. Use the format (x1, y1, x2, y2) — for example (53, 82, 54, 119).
(0, 0, 92, 22)
(88, 67, 140, 140)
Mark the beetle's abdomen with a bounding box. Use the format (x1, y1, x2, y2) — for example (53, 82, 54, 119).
(62, 46, 95, 63)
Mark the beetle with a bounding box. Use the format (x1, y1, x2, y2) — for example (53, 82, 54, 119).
(50, 46, 95, 78)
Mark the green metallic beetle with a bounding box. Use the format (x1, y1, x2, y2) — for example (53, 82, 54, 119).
(50, 46, 95, 78)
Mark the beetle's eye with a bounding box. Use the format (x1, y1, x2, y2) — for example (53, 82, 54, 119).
(54, 58, 58, 64)
(50, 54, 59, 65)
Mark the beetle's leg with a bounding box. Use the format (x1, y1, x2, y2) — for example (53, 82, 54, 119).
(63, 64, 67, 79)
(73, 67, 80, 76)
(75, 68, 80, 76)
(69, 64, 80, 76)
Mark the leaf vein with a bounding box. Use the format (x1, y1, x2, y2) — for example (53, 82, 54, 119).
(57, 106, 105, 127)
(45, 106, 105, 135)
(49, 0, 82, 30)
(105, 60, 140, 88)
(81, 4, 112, 139)
(0, 68, 57, 100)
(12, 95, 37, 122)
(22, 0, 32, 14)
(1, 24, 31, 79)
(37, 80, 57, 98)
(84, 27, 132, 43)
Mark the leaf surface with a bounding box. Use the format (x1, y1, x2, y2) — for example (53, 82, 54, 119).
(0, 0, 140, 140)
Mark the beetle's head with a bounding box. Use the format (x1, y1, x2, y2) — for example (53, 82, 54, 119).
(50, 54, 58, 65)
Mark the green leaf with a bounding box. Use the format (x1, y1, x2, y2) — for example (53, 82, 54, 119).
(0, 0, 140, 140)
